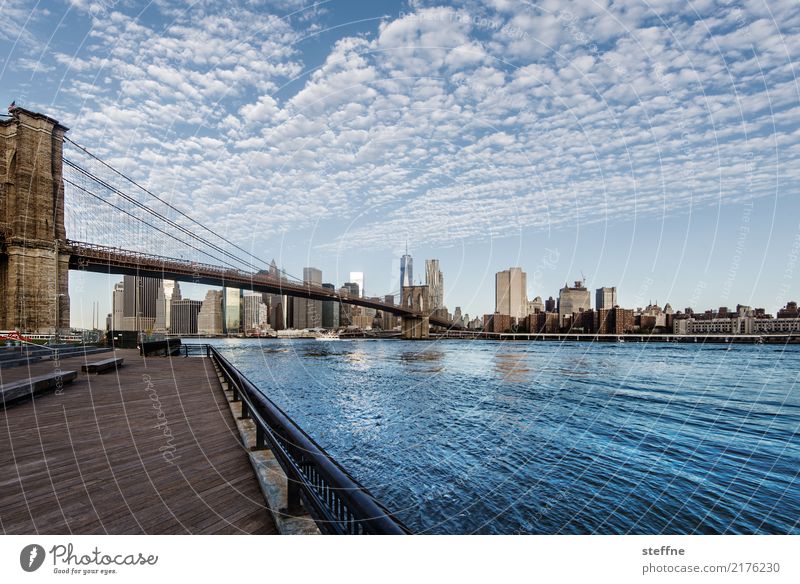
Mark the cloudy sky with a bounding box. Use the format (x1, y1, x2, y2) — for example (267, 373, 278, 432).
(2, 0, 799, 327)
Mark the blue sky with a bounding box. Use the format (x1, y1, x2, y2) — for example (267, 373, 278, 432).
(1, 0, 798, 328)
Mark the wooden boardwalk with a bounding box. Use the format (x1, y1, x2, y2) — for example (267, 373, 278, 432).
(0, 348, 277, 534)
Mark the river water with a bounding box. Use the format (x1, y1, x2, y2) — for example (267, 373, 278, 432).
(194, 338, 799, 534)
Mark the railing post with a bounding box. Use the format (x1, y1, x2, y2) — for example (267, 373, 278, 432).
(255, 424, 269, 450)
(285, 479, 303, 515)
(240, 400, 249, 419)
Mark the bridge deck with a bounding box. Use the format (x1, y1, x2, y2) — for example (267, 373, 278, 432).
(0, 349, 276, 534)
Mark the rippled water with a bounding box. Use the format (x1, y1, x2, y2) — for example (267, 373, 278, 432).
(196, 338, 800, 534)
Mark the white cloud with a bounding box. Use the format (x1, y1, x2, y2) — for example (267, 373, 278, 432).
(25, 0, 793, 264)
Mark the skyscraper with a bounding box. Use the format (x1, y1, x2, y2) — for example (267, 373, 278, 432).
(349, 272, 364, 297)
(322, 283, 340, 329)
(495, 267, 527, 319)
(242, 292, 266, 331)
(425, 259, 444, 310)
(300, 267, 323, 328)
(558, 281, 591, 326)
(198, 290, 223, 335)
(122, 275, 161, 332)
(111, 281, 124, 330)
(342, 282, 359, 297)
(400, 247, 413, 288)
(596, 287, 617, 310)
(170, 299, 202, 335)
(163, 280, 179, 330)
(223, 287, 242, 335)
(154, 281, 180, 332)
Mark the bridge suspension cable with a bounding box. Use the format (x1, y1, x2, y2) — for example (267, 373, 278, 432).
(63, 158, 263, 273)
(63, 137, 307, 284)
(63, 177, 251, 272)
(64, 137, 270, 270)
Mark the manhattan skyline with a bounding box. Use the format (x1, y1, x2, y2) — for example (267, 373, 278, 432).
(2, 0, 797, 328)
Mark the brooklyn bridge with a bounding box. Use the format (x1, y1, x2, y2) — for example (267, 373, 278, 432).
(0, 107, 456, 339)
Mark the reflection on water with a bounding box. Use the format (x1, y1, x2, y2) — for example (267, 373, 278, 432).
(399, 350, 444, 362)
(493, 352, 530, 383)
(399, 350, 444, 374)
(304, 345, 338, 358)
(346, 350, 369, 370)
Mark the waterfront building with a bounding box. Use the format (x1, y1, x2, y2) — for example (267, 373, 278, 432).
(293, 267, 323, 329)
(595, 307, 634, 334)
(307, 272, 322, 329)
(121, 275, 161, 332)
(170, 299, 202, 335)
(558, 281, 591, 327)
(595, 287, 617, 311)
(223, 287, 242, 334)
(614, 308, 635, 334)
(242, 292, 266, 331)
(495, 268, 527, 319)
(483, 312, 514, 333)
(777, 301, 800, 319)
(154, 286, 167, 332)
(338, 284, 358, 326)
(351, 315, 373, 330)
(270, 300, 285, 330)
(349, 272, 364, 297)
(342, 282, 360, 297)
(111, 281, 124, 330)
(262, 259, 285, 329)
(322, 283, 340, 329)
(425, 260, 444, 310)
(527, 296, 544, 315)
(453, 306, 463, 327)
(198, 290, 223, 335)
(383, 294, 396, 330)
(674, 304, 800, 335)
(155, 280, 180, 332)
(525, 311, 559, 334)
(572, 308, 595, 332)
(292, 297, 306, 329)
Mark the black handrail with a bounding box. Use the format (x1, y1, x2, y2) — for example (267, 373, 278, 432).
(205, 344, 410, 535)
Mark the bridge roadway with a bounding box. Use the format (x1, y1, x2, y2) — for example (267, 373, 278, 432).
(67, 240, 458, 329)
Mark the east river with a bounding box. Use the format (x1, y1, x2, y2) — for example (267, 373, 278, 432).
(193, 338, 799, 534)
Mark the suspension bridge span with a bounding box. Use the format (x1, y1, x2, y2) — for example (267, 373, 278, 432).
(0, 107, 454, 338)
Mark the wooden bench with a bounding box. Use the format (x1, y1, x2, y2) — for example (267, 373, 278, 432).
(81, 357, 124, 374)
(0, 371, 78, 407)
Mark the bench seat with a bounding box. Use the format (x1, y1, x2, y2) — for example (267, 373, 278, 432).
(0, 371, 78, 406)
(81, 358, 124, 374)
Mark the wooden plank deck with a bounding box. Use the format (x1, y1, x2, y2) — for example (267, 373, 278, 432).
(0, 348, 277, 534)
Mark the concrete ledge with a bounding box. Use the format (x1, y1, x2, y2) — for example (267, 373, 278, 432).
(82, 357, 124, 374)
(214, 367, 320, 535)
(1, 370, 78, 406)
(0, 356, 44, 370)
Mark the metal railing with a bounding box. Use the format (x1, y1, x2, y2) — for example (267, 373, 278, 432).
(203, 344, 410, 535)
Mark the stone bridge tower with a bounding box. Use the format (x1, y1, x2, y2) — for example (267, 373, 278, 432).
(0, 107, 70, 333)
(400, 284, 429, 339)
